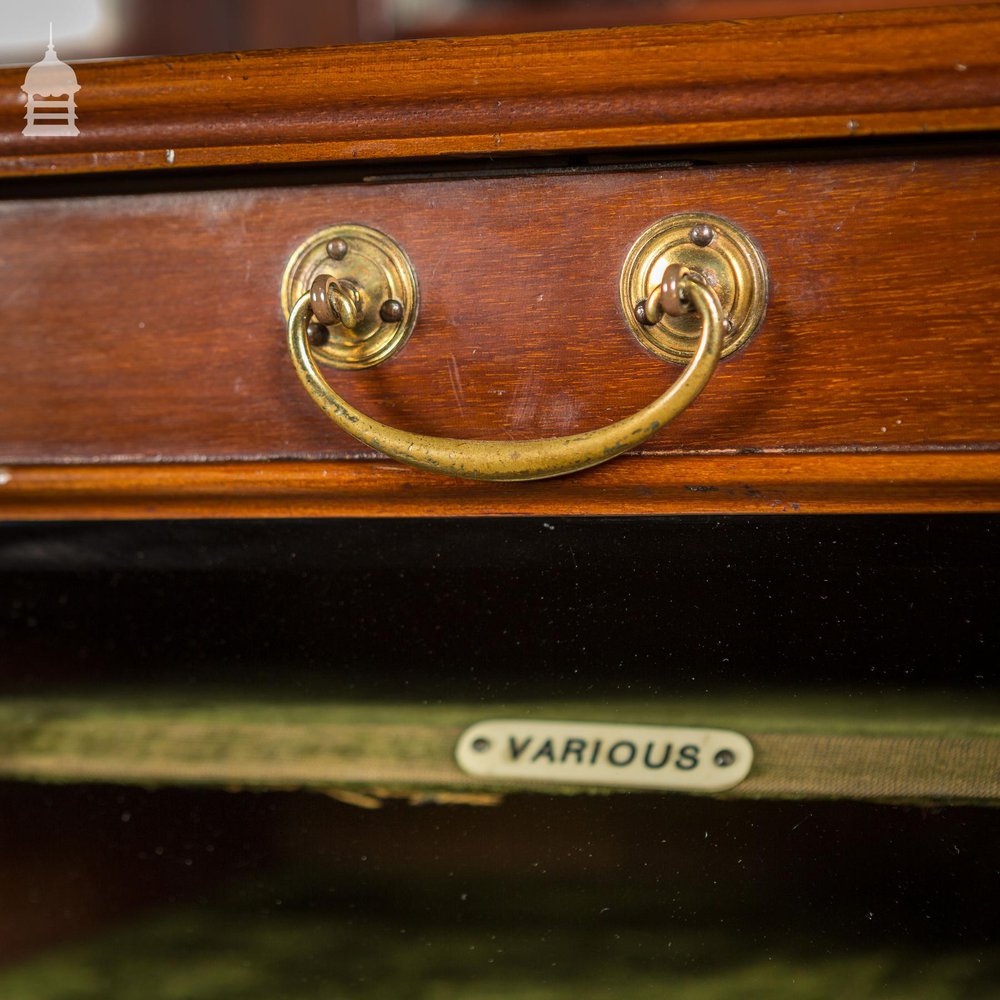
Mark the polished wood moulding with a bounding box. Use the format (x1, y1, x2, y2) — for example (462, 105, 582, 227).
(0, 5, 997, 177)
(2, 454, 999, 519)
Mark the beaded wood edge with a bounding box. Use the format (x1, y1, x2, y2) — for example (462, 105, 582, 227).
(0, 5, 997, 176)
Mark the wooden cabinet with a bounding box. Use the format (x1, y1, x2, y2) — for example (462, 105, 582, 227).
(0, 4, 998, 516)
(1, 5, 998, 996)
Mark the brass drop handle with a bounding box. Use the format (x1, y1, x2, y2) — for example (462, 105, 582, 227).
(283, 215, 767, 482)
(288, 266, 726, 482)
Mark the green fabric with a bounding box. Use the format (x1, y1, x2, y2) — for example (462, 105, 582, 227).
(2, 887, 998, 1000)
(2, 689, 998, 805)
(3, 689, 998, 736)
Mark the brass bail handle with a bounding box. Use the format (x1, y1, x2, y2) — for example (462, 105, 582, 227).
(289, 267, 725, 483)
(285, 216, 767, 482)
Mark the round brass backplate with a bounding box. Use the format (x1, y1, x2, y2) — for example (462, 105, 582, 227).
(281, 224, 419, 369)
(620, 213, 768, 364)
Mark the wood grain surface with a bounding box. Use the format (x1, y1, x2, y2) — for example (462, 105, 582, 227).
(408, 0, 994, 36)
(1, 156, 998, 465)
(0, 5, 997, 177)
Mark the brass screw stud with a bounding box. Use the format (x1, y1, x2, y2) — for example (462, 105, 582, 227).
(689, 223, 715, 247)
(326, 238, 348, 261)
(380, 299, 404, 323)
(307, 320, 330, 347)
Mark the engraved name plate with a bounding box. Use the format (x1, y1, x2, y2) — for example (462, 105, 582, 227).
(455, 719, 753, 792)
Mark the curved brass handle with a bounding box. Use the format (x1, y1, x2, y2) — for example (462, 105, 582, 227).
(287, 271, 724, 482)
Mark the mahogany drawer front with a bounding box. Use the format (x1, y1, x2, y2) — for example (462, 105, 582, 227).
(2, 153, 999, 462)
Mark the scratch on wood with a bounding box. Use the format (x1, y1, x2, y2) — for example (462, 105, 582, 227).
(446, 353, 466, 417)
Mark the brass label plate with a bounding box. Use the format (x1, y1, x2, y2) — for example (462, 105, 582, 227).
(455, 719, 753, 792)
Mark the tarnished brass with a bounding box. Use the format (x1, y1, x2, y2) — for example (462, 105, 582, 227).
(620, 213, 768, 364)
(281, 224, 418, 369)
(309, 274, 361, 329)
(288, 273, 726, 482)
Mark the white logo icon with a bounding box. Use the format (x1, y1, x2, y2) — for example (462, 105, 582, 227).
(21, 24, 80, 137)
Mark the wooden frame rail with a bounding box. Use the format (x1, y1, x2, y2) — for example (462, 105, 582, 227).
(0, 5, 998, 177)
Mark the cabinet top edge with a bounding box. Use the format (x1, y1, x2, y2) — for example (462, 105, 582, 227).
(0, 4, 998, 179)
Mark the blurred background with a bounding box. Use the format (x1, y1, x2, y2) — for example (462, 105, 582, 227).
(0, 0, 972, 64)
